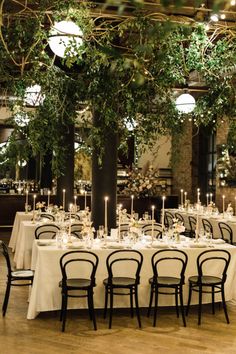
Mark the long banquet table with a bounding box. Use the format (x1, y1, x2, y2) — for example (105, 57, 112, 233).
(9, 211, 33, 251)
(27, 239, 236, 320)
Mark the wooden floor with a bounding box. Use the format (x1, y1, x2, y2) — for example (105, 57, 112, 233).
(1, 230, 236, 354)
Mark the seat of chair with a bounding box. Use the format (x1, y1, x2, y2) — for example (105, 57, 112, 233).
(59, 278, 92, 289)
(12, 270, 34, 278)
(103, 277, 136, 287)
(149, 276, 181, 286)
(189, 275, 223, 285)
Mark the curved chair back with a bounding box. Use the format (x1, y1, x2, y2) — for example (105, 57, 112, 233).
(151, 249, 188, 284)
(142, 223, 162, 238)
(35, 224, 60, 239)
(120, 223, 130, 232)
(106, 250, 143, 285)
(218, 222, 233, 244)
(40, 213, 55, 221)
(70, 223, 83, 239)
(60, 250, 99, 287)
(188, 216, 197, 235)
(65, 213, 80, 221)
(175, 213, 185, 224)
(164, 211, 174, 228)
(0, 240, 12, 277)
(197, 249, 231, 282)
(202, 218, 213, 235)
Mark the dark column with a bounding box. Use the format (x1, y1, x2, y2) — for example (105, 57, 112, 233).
(92, 115, 118, 231)
(56, 124, 75, 210)
(40, 151, 53, 189)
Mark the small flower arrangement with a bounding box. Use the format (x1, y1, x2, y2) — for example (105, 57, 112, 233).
(129, 217, 140, 234)
(36, 201, 45, 210)
(172, 218, 185, 234)
(226, 203, 234, 215)
(81, 221, 95, 236)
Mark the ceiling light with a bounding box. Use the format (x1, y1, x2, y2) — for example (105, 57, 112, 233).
(210, 14, 219, 22)
(220, 14, 226, 19)
(48, 21, 83, 58)
(18, 160, 27, 167)
(231, 0, 236, 5)
(175, 93, 196, 113)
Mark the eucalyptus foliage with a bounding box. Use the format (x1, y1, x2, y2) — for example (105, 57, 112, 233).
(0, 0, 235, 176)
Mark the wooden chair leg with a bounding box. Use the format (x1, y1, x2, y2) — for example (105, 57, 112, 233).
(186, 283, 192, 316)
(134, 286, 141, 328)
(153, 287, 158, 327)
(130, 289, 134, 318)
(61, 294, 68, 332)
(175, 288, 179, 318)
(179, 286, 186, 327)
(212, 286, 215, 315)
(104, 286, 108, 319)
(221, 286, 230, 324)
(198, 286, 202, 326)
(2, 279, 11, 317)
(109, 289, 113, 329)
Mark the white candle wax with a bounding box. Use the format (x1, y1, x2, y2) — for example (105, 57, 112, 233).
(33, 194, 36, 212)
(206, 193, 209, 206)
(197, 188, 200, 203)
(151, 205, 155, 242)
(84, 191, 87, 209)
(131, 195, 134, 216)
(196, 212, 199, 242)
(180, 189, 183, 206)
(210, 193, 213, 203)
(161, 197, 165, 231)
(47, 190, 51, 208)
(74, 195, 77, 208)
(62, 189, 66, 210)
(25, 189, 29, 206)
(104, 196, 108, 236)
(118, 204, 122, 242)
(184, 192, 187, 206)
(222, 195, 225, 215)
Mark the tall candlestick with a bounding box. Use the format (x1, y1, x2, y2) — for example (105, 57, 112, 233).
(180, 189, 184, 206)
(222, 195, 225, 216)
(196, 212, 199, 242)
(131, 195, 134, 216)
(197, 188, 200, 203)
(206, 193, 209, 206)
(33, 194, 36, 223)
(184, 192, 187, 206)
(151, 205, 155, 243)
(25, 189, 29, 213)
(161, 196, 165, 231)
(62, 189, 66, 211)
(118, 204, 122, 242)
(74, 195, 77, 210)
(104, 196, 108, 237)
(47, 190, 51, 208)
(84, 191, 87, 209)
(235, 196, 236, 216)
(210, 193, 213, 204)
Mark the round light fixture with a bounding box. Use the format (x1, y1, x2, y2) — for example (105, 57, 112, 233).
(14, 113, 30, 127)
(18, 160, 27, 167)
(175, 93, 196, 113)
(48, 21, 83, 58)
(24, 84, 45, 107)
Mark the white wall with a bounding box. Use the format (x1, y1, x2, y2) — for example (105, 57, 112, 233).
(138, 135, 171, 170)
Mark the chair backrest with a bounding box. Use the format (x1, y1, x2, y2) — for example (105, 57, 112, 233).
(151, 249, 188, 284)
(35, 224, 60, 239)
(164, 211, 174, 228)
(202, 218, 213, 235)
(71, 223, 83, 239)
(65, 213, 80, 221)
(0, 240, 12, 276)
(175, 213, 185, 224)
(120, 223, 130, 232)
(218, 222, 233, 244)
(188, 216, 197, 233)
(59, 250, 99, 286)
(197, 249, 231, 283)
(142, 223, 162, 238)
(40, 213, 55, 221)
(106, 250, 143, 284)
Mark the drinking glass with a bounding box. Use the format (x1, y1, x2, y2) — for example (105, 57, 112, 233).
(98, 225, 104, 239)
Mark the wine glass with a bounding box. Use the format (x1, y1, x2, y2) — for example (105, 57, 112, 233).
(98, 225, 104, 239)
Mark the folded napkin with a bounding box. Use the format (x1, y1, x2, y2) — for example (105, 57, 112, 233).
(188, 242, 207, 248)
(151, 241, 168, 249)
(211, 239, 225, 244)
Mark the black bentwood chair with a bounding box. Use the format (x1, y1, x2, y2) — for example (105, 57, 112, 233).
(164, 211, 174, 228)
(147, 249, 188, 327)
(186, 249, 231, 325)
(202, 218, 213, 235)
(59, 250, 99, 332)
(40, 213, 55, 221)
(218, 222, 233, 244)
(175, 213, 191, 238)
(34, 224, 60, 239)
(103, 250, 143, 329)
(0, 240, 34, 316)
(188, 216, 197, 238)
(142, 223, 162, 239)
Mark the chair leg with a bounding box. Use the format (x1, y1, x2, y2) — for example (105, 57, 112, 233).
(147, 284, 154, 317)
(212, 286, 215, 315)
(61, 293, 68, 332)
(221, 286, 230, 324)
(130, 289, 134, 318)
(134, 286, 141, 328)
(2, 279, 11, 317)
(88, 289, 97, 330)
(60, 292, 65, 321)
(198, 286, 202, 326)
(104, 286, 108, 319)
(179, 285, 186, 327)
(109, 289, 113, 329)
(175, 288, 179, 318)
(186, 283, 192, 316)
(87, 290, 93, 320)
(153, 287, 158, 327)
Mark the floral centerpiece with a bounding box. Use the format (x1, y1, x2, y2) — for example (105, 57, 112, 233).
(36, 201, 46, 211)
(172, 217, 185, 242)
(122, 164, 158, 197)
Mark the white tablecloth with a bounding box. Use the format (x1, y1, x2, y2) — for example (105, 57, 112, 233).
(9, 212, 33, 251)
(27, 241, 236, 320)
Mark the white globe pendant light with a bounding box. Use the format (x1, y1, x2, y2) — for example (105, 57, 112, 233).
(176, 93, 196, 113)
(24, 84, 45, 107)
(48, 20, 83, 58)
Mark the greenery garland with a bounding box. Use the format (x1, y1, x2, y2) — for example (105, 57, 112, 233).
(0, 1, 235, 178)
